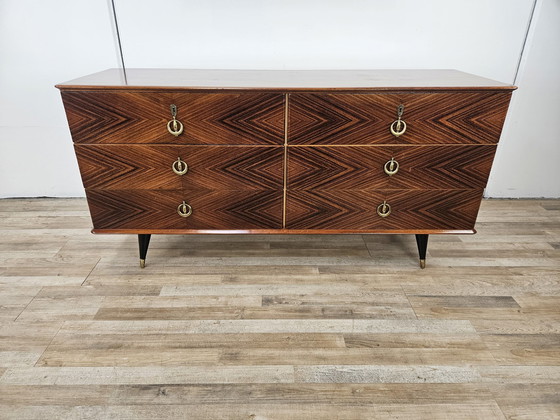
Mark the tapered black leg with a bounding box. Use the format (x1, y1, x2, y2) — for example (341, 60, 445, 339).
(138, 234, 151, 268)
(415, 234, 429, 269)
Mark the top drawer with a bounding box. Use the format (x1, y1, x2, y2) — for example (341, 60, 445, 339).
(288, 92, 512, 145)
(61, 91, 285, 145)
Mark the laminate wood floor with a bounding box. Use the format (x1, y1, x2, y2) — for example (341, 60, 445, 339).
(0, 198, 559, 419)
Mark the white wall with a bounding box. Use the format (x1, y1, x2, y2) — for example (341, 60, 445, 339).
(0, 0, 557, 198)
(0, 0, 120, 197)
(115, 0, 529, 82)
(486, 0, 560, 198)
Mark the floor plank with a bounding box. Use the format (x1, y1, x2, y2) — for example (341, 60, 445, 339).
(0, 383, 498, 404)
(0, 403, 509, 420)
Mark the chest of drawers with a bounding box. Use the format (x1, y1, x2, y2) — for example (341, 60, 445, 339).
(57, 69, 515, 268)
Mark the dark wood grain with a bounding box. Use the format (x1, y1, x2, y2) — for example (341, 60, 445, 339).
(57, 70, 515, 255)
(289, 92, 512, 145)
(287, 145, 496, 190)
(87, 189, 283, 230)
(86, 190, 188, 230)
(75, 145, 283, 190)
(286, 189, 483, 230)
(62, 91, 284, 144)
(92, 228, 475, 235)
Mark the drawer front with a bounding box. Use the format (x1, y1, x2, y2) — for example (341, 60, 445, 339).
(75, 145, 283, 190)
(62, 91, 285, 145)
(87, 189, 283, 230)
(286, 189, 482, 230)
(288, 145, 496, 190)
(87, 190, 188, 230)
(289, 92, 511, 145)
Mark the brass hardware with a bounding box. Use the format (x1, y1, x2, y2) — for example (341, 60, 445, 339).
(140, 259, 146, 269)
(177, 201, 193, 218)
(384, 158, 399, 176)
(390, 104, 407, 137)
(167, 104, 184, 136)
(377, 200, 391, 218)
(390, 120, 406, 136)
(419, 259, 426, 269)
(172, 157, 188, 175)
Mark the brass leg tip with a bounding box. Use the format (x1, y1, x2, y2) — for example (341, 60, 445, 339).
(419, 259, 426, 269)
(140, 259, 146, 269)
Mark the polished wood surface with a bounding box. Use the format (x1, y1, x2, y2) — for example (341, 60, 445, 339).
(75, 145, 284, 190)
(86, 185, 483, 234)
(87, 189, 283, 230)
(56, 69, 516, 91)
(0, 198, 558, 419)
(58, 69, 515, 266)
(288, 145, 496, 190)
(91, 228, 476, 235)
(286, 189, 482, 230)
(289, 92, 512, 145)
(62, 91, 285, 144)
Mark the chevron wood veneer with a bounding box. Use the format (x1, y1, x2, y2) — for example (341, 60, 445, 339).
(62, 91, 285, 145)
(288, 145, 497, 191)
(286, 189, 482, 230)
(57, 69, 516, 267)
(87, 189, 283, 230)
(289, 92, 512, 145)
(75, 145, 284, 190)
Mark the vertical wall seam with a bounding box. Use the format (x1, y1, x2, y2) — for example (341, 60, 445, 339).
(110, 0, 127, 81)
(513, 0, 538, 85)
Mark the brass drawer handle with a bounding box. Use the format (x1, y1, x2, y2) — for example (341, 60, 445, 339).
(390, 104, 407, 137)
(384, 158, 399, 176)
(172, 157, 188, 175)
(177, 201, 193, 218)
(377, 201, 391, 218)
(167, 104, 184, 137)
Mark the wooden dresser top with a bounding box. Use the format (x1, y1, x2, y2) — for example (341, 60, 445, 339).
(57, 69, 516, 91)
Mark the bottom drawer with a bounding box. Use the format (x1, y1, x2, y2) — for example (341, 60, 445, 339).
(286, 189, 483, 230)
(86, 189, 283, 230)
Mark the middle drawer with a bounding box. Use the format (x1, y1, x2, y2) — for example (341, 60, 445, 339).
(75, 145, 284, 190)
(288, 145, 496, 190)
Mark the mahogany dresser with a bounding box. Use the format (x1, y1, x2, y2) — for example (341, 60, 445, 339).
(57, 69, 516, 268)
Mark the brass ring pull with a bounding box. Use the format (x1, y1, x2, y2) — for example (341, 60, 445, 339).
(390, 120, 407, 137)
(167, 120, 184, 137)
(390, 104, 406, 137)
(384, 158, 399, 176)
(377, 201, 391, 218)
(172, 157, 188, 175)
(167, 104, 184, 137)
(177, 201, 193, 218)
